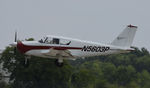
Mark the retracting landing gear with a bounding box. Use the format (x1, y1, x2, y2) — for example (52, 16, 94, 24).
(55, 59, 64, 67)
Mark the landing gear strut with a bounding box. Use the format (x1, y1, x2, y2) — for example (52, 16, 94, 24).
(24, 56, 30, 67)
(55, 59, 64, 67)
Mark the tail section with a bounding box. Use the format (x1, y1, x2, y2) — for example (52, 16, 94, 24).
(111, 25, 137, 48)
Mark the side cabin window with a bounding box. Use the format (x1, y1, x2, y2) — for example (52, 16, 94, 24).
(39, 37, 71, 45)
(53, 38, 59, 44)
(60, 39, 71, 45)
(45, 38, 60, 44)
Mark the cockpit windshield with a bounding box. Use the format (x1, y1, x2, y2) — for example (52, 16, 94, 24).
(38, 37, 47, 43)
(38, 37, 71, 45)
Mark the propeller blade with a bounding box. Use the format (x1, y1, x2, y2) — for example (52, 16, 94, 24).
(15, 31, 17, 42)
(14, 31, 17, 55)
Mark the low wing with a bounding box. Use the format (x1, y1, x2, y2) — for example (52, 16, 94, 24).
(42, 48, 74, 58)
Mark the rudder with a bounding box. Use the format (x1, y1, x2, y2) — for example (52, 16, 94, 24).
(111, 25, 137, 48)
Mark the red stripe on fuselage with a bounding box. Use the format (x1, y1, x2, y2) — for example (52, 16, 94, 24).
(17, 42, 82, 53)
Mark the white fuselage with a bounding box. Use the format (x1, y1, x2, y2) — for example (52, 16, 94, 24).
(11, 25, 137, 64)
(18, 39, 130, 60)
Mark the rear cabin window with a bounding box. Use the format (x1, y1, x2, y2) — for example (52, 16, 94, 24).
(60, 39, 71, 45)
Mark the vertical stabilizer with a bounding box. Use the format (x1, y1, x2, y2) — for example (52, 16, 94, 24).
(111, 25, 137, 48)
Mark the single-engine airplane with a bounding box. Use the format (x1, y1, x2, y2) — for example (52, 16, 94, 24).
(10, 25, 137, 67)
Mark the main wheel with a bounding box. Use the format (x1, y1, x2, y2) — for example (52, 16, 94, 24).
(55, 59, 64, 67)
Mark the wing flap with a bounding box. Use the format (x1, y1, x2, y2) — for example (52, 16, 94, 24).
(42, 48, 74, 58)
